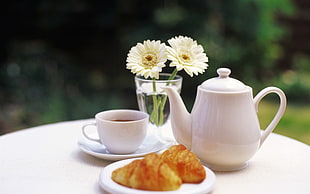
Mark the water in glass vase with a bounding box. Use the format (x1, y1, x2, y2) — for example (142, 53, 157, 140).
(135, 73, 182, 129)
(136, 91, 170, 126)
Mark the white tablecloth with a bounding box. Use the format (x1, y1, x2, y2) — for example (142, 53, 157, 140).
(0, 120, 309, 194)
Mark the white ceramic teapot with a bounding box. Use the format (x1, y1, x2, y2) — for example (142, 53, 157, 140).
(163, 68, 286, 171)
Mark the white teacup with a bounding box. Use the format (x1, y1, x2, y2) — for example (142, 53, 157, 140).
(82, 109, 149, 154)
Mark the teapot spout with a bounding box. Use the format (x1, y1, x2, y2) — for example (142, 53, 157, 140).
(162, 86, 192, 149)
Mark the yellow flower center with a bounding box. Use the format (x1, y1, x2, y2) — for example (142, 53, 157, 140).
(142, 53, 158, 67)
(179, 51, 192, 64)
(181, 54, 190, 61)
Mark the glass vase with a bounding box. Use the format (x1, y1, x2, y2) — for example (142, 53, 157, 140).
(135, 73, 182, 140)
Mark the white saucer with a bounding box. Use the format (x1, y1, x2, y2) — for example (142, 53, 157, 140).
(99, 158, 216, 194)
(78, 134, 172, 161)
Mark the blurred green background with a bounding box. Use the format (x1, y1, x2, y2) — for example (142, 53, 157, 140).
(0, 0, 309, 144)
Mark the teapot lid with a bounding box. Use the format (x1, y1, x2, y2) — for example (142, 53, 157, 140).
(201, 68, 247, 92)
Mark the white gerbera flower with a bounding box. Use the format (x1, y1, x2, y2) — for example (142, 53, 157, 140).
(126, 40, 167, 79)
(166, 36, 208, 77)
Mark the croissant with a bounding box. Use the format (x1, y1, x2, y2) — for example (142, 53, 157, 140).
(112, 153, 182, 191)
(160, 144, 206, 183)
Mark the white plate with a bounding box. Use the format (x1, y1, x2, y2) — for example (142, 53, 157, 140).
(78, 134, 172, 161)
(99, 158, 216, 194)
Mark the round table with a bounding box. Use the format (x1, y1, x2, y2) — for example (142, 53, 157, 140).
(0, 119, 309, 194)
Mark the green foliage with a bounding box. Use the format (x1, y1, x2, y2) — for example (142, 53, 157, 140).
(0, 46, 136, 132)
(272, 54, 310, 103)
(258, 101, 310, 145)
(198, 0, 295, 82)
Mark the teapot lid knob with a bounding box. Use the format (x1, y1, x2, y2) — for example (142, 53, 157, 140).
(217, 68, 231, 78)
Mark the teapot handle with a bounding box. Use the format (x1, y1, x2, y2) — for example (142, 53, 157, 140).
(253, 87, 287, 147)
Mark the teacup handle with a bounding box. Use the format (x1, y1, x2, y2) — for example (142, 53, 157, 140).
(82, 122, 101, 143)
(253, 87, 287, 146)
